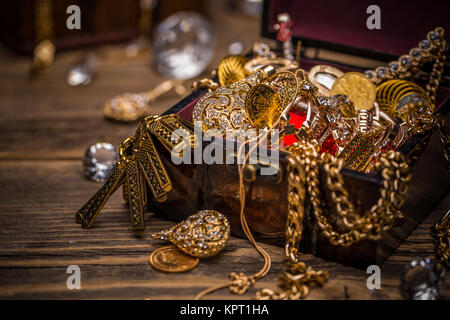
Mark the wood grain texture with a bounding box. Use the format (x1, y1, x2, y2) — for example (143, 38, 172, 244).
(0, 0, 447, 300)
(0, 160, 448, 299)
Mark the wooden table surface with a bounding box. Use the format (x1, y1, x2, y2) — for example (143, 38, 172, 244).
(0, 3, 448, 300)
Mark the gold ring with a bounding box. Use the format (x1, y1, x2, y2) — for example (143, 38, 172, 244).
(244, 56, 299, 75)
(307, 65, 344, 96)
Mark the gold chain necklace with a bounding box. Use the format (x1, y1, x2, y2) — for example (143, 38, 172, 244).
(256, 141, 411, 300)
(195, 129, 275, 299)
(195, 27, 446, 299)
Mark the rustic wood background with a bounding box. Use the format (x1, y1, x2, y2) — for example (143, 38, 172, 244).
(0, 1, 448, 300)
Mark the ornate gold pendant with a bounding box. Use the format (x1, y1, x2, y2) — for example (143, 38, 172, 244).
(151, 210, 230, 258)
(192, 66, 275, 133)
(245, 84, 282, 128)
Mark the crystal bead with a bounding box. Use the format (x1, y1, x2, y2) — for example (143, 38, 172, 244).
(400, 257, 446, 300)
(419, 39, 431, 49)
(400, 55, 412, 67)
(364, 70, 375, 79)
(429, 31, 441, 41)
(153, 12, 215, 79)
(376, 67, 388, 78)
(388, 61, 399, 73)
(67, 54, 97, 87)
(83, 143, 118, 183)
(228, 42, 243, 55)
(411, 48, 422, 59)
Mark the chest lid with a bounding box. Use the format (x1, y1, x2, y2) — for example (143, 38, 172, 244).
(262, 0, 450, 62)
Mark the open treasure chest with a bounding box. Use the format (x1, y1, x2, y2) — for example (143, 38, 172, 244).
(76, 0, 450, 271)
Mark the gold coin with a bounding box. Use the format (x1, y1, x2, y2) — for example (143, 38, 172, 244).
(149, 246, 199, 273)
(245, 84, 282, 128)
(330, 72, 376, 110)
(375, 79, 431, 121)
(217, 55, 249, 86)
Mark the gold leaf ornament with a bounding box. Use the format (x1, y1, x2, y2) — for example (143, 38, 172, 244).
(245, 84, 283, 128)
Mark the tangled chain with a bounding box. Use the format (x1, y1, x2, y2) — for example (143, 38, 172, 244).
(257, 141, 412, 300)
(256, 262, 328, 300)
(431, 210, 450, 269)
(298, 141, 412, 246)
(229, 273, 256, 295)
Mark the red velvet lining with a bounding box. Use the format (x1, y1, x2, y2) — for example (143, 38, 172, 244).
(176, 95, 203, 122)
(267, 0, 450, 56)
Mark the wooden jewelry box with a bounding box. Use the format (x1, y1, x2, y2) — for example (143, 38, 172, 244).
(143, 0, 450, 269)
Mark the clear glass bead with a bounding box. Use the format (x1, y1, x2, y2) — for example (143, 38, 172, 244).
(152, 12, 215, 80)
(388, 61, 399, 72)
(83, 143, 118, 183)
(419, 39, 431, 49)
(400, 257, 446, 300)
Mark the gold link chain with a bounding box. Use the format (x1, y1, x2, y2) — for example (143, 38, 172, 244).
(293, 141, 412, 247)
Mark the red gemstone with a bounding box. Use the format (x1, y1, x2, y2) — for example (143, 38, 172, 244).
(319, 134, 338, 155)
(282, 110, 307, 147)
(289, 110, 307, 128)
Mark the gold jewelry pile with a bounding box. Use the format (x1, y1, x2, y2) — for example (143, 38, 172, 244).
(193, 27, 446, 175)
(77, 25, 448, 300)
(190, 27, 447, 299)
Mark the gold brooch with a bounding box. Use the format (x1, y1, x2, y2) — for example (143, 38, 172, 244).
(151, 210, 230, 258)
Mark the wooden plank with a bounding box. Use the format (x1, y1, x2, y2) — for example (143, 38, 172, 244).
(0, 161, 448, 299)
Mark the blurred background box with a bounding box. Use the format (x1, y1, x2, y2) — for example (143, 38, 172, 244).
(0, 0, 206, 54)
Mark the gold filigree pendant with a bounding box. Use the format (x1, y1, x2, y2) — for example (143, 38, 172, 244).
(151, 210, 230, 258)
